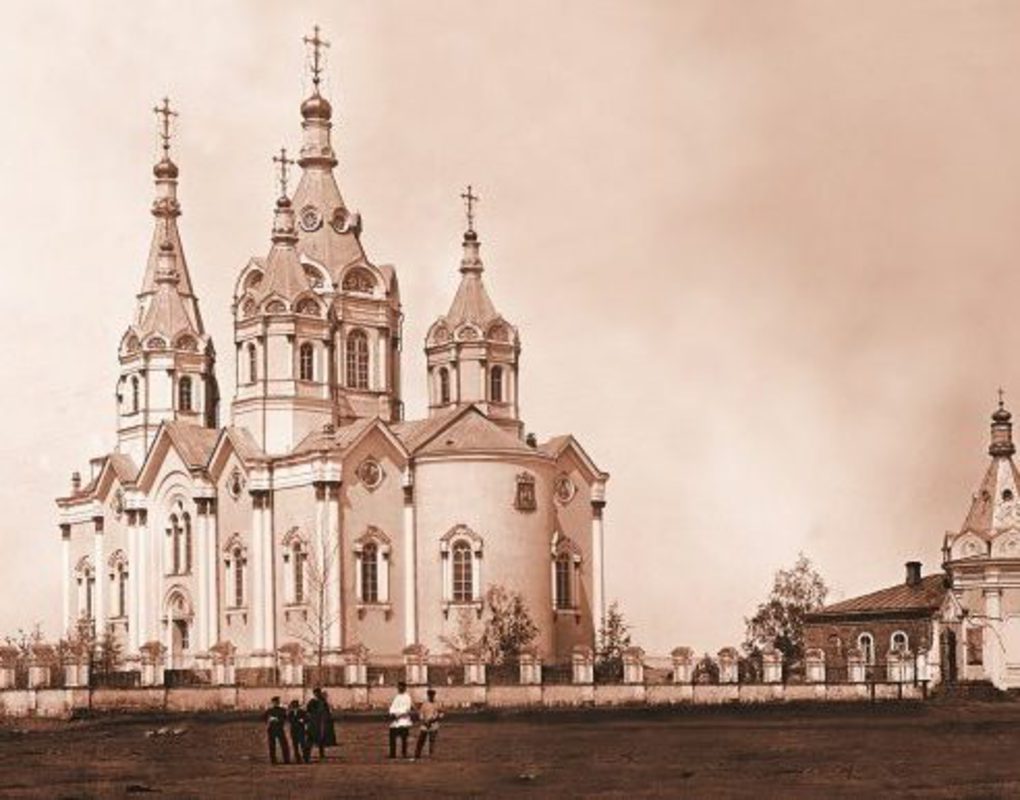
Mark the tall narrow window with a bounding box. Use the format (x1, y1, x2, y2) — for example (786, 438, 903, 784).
(178, 376, 193, 412)
(233, 547, 244, 607)
(131, 376, 139, 413)
(555, 553, 572, 609)
(183, 513, 192, 573)
(362, 542, 379, 603)
(346, 329, 369, 389)
(891, 631, 908, 654)
(299, 342, 315, 381)
(248, 343, 258, 384)
(858, 633, 875, 665)
(293, 543, 305, 604)
(117, 565, 128, 617)
(490, 366, 503, 403)
(439, 368, 450, 405)
(170, 514, 181, 575)
(452, 541, 473, 603)
(85, 571, 95, 619)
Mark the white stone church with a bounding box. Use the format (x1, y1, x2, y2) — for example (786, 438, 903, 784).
(55, 30, 608, 679)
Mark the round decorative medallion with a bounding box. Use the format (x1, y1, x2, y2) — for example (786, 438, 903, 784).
(299, 204, 323, 232)
(330, 207, 349, 233)
(356, 458, 384, 490)
(554, 474, 576, 505)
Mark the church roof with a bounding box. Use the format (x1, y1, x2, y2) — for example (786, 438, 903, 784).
(808, 574, 947, 619)
(221, 426, 266, 463)
(163, 422, 221, 469)
(255, 203, 313, 304)
(958, 457, 1020, 539)
(291, 417, 377, 456)
(390, 406, 464, 453)
(412, 407, 535, 456)
(445, 270, 499, 328)
(139, 217, 196, 300)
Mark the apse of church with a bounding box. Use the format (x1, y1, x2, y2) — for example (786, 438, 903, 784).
(55, 27, 608, 678)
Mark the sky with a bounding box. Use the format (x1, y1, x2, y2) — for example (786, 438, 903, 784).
(1, 0, 1019, 654)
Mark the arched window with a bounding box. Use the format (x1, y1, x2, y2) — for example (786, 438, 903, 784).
(858, 632, 875, 665)
(117, 564, 128, 617)
(346, 329, 369, 389)
(183, 513, 192, 574)
(361, 541, 379, 603)
(891, 631, 909, 654)
(248, 343, 258, 384)
(554, 552, 572, 609)
(452, 541, 473, 603)
(178, 376, 193, 412)
(85, 569, 95, 619)
(233, 547, 244, 607)
(169, 514, 181, 575)
(490, 366, 503, 403)
(299, 342, 315, 381)
(293, 542, 306, 604)
(439, 367, 450, 405)
(131, 376, 139, 413)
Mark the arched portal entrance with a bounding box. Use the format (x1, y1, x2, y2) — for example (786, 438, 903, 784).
(163, 588, 194, 670)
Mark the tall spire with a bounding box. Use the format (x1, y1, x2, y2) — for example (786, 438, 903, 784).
(458, 185, 485, 276)
(991, 389, 1015, 457)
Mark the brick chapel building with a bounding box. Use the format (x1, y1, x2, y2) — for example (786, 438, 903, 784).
(54, 29, 608, 681)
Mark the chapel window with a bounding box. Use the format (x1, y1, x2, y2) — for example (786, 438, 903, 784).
(232, 547, 245, 607)
(117, 564, 128, 617)
(299, 342, 315, 381)
(178, 376, 193, 412)
(452, 541, 473, 603)
(169, 514, 181, 575)
(248, 343, 258, 384)
(554, 552, 572, 610)
(490, 366, 503, 403)
(131, 376, 139, 413)
(891, 631, 909, 654)
(293, 542, 306, 604)
(361, 541, 379, 603)
(346, 329, 369, 389)
(183, 513, 192, 574)
(858, 632, 875, 665)
(439, 367, 450, 405)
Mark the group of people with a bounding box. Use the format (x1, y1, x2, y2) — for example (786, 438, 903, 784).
(263, 682, 443, 765)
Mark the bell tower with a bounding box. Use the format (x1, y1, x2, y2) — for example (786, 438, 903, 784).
(116, 99, 218, 465)
(424, 187, 521, 434)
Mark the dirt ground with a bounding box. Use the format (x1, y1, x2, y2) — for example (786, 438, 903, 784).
(1, 701, 1020, 798)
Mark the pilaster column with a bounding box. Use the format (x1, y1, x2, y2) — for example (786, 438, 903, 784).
(206, 499, 219, 647)
(126, 512, 140, 653)
(93, 517, 106, 637)
(402, 470, 417, 647)
(984, 586, 1003, 684)
(60, 525, 71, 637)
(194, 500, 209, 651)
(591, 499, 606, 640)
(251, 491, 267, 652)
(326, 482, 342, 650)
(378, 330, 388, 392)
(137, 509, 150, 643)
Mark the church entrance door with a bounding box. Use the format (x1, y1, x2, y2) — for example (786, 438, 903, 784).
(942, 628, 958, 684)
(171, 618, 190, 669)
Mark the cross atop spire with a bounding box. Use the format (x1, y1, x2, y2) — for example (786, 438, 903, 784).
(461, 185, 480, 233)
(999, 386, 1006, 410)
(303, 24, 331, 92)
(273, 147, 295, 198)
(153, 97, 178, 160)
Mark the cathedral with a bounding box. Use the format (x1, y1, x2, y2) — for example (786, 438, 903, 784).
(55, 30, 608, 679)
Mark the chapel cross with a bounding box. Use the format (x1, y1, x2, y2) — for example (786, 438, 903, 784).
(999, 386, 1006, 409)
(303, 25, 331, 90)
(461, 185, 480, 232)
(273, 147, 295, 198)
(153, 97, 178, 159)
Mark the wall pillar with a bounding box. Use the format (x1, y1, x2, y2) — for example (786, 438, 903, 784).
(591, 499, 606, 641)
(60, 525, 71, 637)
(984, 586, 1003, 685)
(251, 490, 267, 653)
(92, 516, 106, 639)
(195, 501, 209, 652)
(126, 513, 140, 654)
(403, 470, 417, 647)
(206, 500, 219, 648)
(326, 482, 342, 651)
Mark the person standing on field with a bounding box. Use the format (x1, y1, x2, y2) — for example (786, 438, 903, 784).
(263, 696, 291, 765)
(414, 688, 443, 759)
(307, 687, 337, 761)
(388, 681, 414, 759)
(287, 699, 311, 763)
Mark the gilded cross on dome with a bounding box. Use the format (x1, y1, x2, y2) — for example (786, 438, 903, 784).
(461, 185, 480, 233)
(999, 386, 1006, 409)
(272, 147, 295, 198)
(303, 24, 330, 91)
(153, 97, 178, 159)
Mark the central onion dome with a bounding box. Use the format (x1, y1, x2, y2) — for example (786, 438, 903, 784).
(301, 92, 332, 121)
(153, 157, 179, 179)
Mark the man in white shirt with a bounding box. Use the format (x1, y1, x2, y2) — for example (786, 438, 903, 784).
(388, 681, 414, 759)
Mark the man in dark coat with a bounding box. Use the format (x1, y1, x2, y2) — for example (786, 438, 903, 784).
(306, 687, 337, 760)
(288, 699, 311, 763)
(263, 696, 291, 764)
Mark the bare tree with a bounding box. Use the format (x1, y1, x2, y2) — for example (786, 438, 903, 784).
(287, 523, 341, 672)
(439, 607, 484, 664)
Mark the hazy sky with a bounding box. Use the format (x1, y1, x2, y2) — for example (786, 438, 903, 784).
(2, 0, 1019, 654)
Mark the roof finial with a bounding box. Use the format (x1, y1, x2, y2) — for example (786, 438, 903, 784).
(999, 386, 1006, 410)
(153, 97, 178, 161)
(303, 24, 330, 93)
(272, 146, 295, 199)
(461, 185, 480, 234)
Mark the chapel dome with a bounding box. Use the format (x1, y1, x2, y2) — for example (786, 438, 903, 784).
(301, 93, 332, 121)
(153, 158, 179, 179)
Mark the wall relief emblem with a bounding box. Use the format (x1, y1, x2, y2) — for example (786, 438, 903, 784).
(554, 474, 576, 505)
(228, 468, 245, 500)
(299, 204, 323, 232)
(112, 489, 125, 518)
(356, 458, 384, 490)
(342, 267, 375, 293)
(515, 472, 537, 512)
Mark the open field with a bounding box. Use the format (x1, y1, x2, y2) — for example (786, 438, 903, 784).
(2, 701, 1020, 798)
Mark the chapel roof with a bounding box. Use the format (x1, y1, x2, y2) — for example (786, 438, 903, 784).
(413, 407, 534, 456)
(808, 574, 947, 618)
(163, 421, 221, 469)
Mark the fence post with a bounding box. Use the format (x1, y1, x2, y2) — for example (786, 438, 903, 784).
(671, 647, 693, 684)
(463, 645, 487, 686)
(622, 647, 645, 685)
(571, 645, 594, 684)
(342, 645, 368, 686)
(762, 647, 783, 684)
(277, 643, 304, 686)
(210, 641, 237, 685)
(846, 646, 865, 684)
(518, 647, 541, 685)
(28, 645, 54, 689)
(0, 646, 17, 689)
(140, 641, 166, 687)
(717, 647, 739, 684)
(403, 644, 429, 686)
(805, 648, 826, 684)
